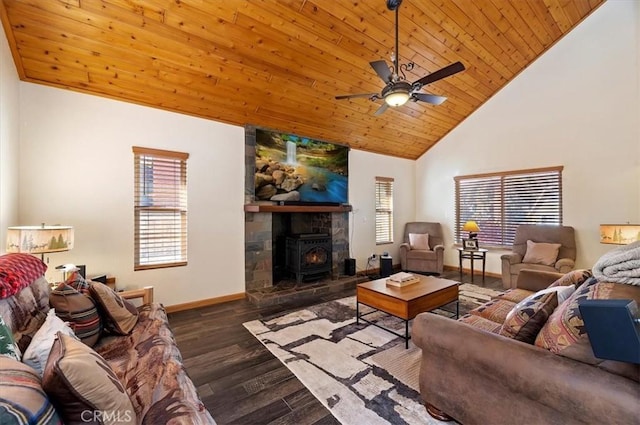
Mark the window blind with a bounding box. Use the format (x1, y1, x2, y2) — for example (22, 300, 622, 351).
(375, 177, 394, 244)
(133, 146, 189, 270)
(455, 166, 563, 247)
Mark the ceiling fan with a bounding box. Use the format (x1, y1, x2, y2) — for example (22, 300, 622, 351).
(335, 0, 465, 115)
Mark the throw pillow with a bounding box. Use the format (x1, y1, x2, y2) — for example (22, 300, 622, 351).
(65, 270, 91, 296)
(0, 253, 48, 299)
(525, 284, 576, 304)
(536, 277, 640, 382)
(499, 291, 559, 344)
(42, 333, 136, 425)
(548, 269, 593, 288)
(522, 240, 561, 266)
(409, 233, 429, 250)
(49, 283, 102, 347)
(0, 355, 62, 424)
(88, 282, 138, 335)
(22, 309, 78, 376)
(0, 314, 21, 361)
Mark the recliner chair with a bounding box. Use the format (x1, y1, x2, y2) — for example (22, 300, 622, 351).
(399, 222, 444, 275)
(501, 224, 576, 289)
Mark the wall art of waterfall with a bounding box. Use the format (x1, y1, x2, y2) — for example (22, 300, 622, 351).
(252, 127, 349, 204)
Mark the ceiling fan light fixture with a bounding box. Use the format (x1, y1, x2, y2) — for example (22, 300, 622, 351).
(382, 81, 412, 107)
(384, 91, 410, 107)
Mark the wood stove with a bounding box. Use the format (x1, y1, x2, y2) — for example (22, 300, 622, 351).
(286, 233, 332, 283)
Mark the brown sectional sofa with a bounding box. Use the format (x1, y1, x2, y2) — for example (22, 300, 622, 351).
(0, 253, 215, 424)
(412, 269, 640, 425)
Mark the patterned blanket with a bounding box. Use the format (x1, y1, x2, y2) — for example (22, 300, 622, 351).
(0, 254, 47, 299)
(593, 241, 640, 285)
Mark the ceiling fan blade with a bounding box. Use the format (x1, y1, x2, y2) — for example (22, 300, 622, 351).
(374, 103, 389, 116)
(370, 60, 393, 83)
(413, 93, 447, 105)
(413, 61, 465, 87)
(335, 92, 379, 100)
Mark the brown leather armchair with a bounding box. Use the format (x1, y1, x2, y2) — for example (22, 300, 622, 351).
(501, 224, 576, 289)
(399, 222, 444, 275)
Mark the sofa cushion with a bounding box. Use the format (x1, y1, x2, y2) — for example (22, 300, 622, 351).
(94, 303, 212, 423)
(0, 356, 61, 424)
(42, 332, 136, 425)
(22, 309, 78, 376)
(522, 240, 561, 266)
(469, 299, 516, 324)
(0, 314, 21, 361)
(459, 314, 502, 333)
(499, 291, 558, 344)
(406, 249, 438, 260)
(0, 253, 48, 300)
(88, 282, 138, 335)
(492, 288, 533, 304)
(548, 268, 593, 288)
(49, 283, 102, 347)
(536, 277, 640, 381)
(409, 233, 429, 250)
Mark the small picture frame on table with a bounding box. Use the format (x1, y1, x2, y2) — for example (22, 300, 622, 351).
(463, 239, 478, 250)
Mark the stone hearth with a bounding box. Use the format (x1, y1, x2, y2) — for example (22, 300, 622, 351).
(245, 274, 366, 307)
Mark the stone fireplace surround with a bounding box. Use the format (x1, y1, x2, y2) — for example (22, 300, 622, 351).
(244, 207, 350, 292)
(244, 127, 358, 304)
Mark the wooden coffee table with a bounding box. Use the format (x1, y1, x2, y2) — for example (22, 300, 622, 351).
(356, 275, 459, 348)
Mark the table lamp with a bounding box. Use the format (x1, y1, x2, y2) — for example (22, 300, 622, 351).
(6, 224, 74, 261)
(599, 224, 640, 245)
(462, 221, 480, 239)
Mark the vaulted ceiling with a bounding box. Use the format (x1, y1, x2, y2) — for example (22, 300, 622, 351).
(0, 0, 604, 159)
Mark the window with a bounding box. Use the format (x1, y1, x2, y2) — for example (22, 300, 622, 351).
(455, 166, 563, 247)
(133, 147, 188, 270)
(375, 176, 394, 244)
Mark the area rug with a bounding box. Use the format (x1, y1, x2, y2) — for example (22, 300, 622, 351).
(243, 283, 502, 425)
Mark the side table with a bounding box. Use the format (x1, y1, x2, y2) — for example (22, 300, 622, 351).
(457, 248, 488, 285)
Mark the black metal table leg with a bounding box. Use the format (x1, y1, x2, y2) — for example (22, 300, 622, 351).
(482, 252, 486, 284)
(470, 255, 475, 283)
(405, 319, 409, 349)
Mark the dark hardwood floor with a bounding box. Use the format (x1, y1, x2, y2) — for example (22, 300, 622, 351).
(168, 270, 504, 425)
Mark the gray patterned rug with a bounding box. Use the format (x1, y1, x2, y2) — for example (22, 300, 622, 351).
(243, 283, 501, 425)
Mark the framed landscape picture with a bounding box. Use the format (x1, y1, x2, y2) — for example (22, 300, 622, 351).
(463, 239, 478, 250)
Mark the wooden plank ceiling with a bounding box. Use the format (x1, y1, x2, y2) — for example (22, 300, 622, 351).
(0, 0, 604, 159)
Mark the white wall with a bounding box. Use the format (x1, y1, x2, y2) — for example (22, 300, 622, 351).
(18, 84, 246, 305)
(349, 150, 415, 272)
(14, 86, 412, 306)
(0, 26, 20, 250)
(416, 0, 640, 274)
